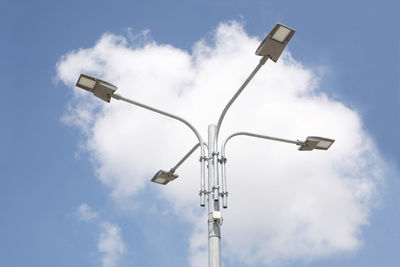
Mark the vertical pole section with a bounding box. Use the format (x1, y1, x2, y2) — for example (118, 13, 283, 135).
(208, 124, 221, 267)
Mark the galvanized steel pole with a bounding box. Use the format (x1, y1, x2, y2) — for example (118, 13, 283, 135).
(208, 124, 222, 267)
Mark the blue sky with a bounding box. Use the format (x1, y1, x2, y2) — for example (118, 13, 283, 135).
(1, 0, 399, 266)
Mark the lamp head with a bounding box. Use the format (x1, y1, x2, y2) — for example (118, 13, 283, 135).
(151, 170, 179, 185)
(298, 136, 335, 151)
(76, 74, 117, 103)
(256, 23, 296, 62)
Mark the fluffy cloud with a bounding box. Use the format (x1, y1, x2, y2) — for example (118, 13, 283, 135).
(57, 21, 383, 265)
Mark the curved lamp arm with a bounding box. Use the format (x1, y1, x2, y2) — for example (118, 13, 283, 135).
(221, 132, 301, 157)
(112, 93, 207, 206)
(215, 56, 268, 145)
(215, 23, 296, 144)
(219, 131, 303, 208)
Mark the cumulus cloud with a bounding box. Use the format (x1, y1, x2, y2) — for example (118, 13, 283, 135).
(57, 21, 383, 265)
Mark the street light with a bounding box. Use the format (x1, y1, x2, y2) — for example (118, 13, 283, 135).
(216, 23, 295, 140)
(150, 143, 202, 185)
(298, 136, 335, 151)
(73, 23, 332, 267)
(76, 74, 117, 103)
(255, 23, 296, 62)
(75, 74, 207, 205)
(219, 133, 335, 208)
(151, 170, 179, 185)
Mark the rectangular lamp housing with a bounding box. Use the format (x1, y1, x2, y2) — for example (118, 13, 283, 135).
(255, 24, 295, 62)
(76, 74, 117, 103)
(151, 170, 179, 185)
(298, 136, 335, 151)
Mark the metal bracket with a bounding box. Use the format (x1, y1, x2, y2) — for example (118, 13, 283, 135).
(296, 139, 305, 146)
(219, 157, 227, 164)
(199, 156, 208, 162)
(199, 190, 208, 196)
(200, 190, 212, 195)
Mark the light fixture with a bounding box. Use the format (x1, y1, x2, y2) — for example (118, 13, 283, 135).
(76, 74, 117, 103)
(151, 170, 179, 185)
(298, 136, 335, 151)
(255, 23, 296, 62)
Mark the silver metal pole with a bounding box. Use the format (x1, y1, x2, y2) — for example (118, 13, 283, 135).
(208, 124, 221, 267)
(221, 157, 228, 209)
(112, 93, 207, 206)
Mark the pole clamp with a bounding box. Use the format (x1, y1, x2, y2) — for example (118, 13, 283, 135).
(219, 156, 227, 163)
(199, 156, 208, 162)
(199, 190, 211, 195)
(199, 190, 208, 196)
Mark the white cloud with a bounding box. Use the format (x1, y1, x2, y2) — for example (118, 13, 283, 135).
(98, 222, 125, 267)
(57, 21, 384, 265)
(77, 203, 99, 222)
(76, 204, 125, 266)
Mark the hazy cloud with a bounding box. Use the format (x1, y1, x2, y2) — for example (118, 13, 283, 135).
(98, 222, 125, 267)
(77, 203, 99, 222)
(76, 204, 125, 266)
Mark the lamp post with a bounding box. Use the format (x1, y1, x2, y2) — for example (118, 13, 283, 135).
(74, 23, 334, 267)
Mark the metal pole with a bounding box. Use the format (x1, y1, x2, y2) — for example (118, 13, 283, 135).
(208, 124, 221, 267)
